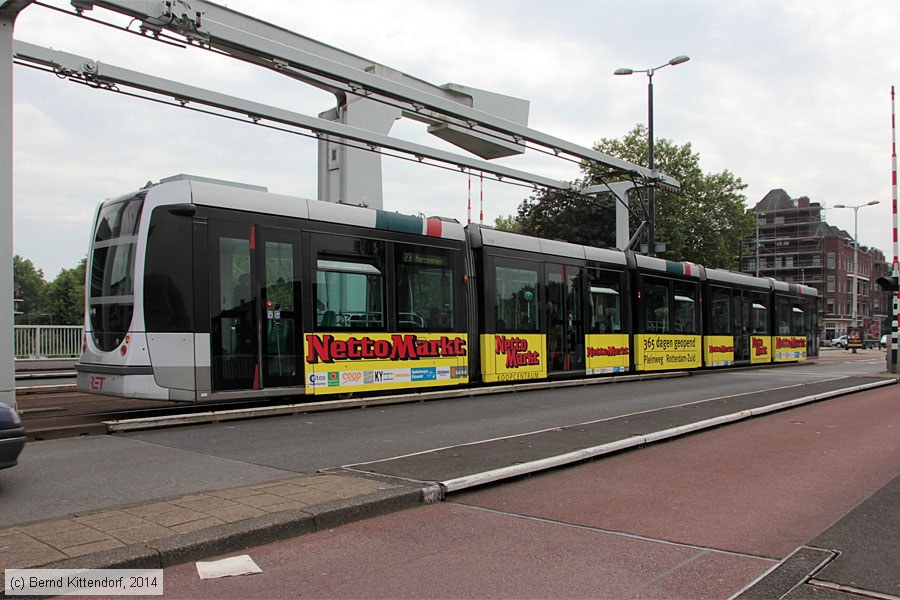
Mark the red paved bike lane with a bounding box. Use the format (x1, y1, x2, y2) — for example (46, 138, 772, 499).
(156, 386, 900, 599)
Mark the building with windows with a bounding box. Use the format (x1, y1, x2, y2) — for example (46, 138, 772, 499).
(740, 189, 891, 343)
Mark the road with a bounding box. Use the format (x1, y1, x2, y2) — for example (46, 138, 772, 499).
(155, 379, 900, 599)
(1, 350, 887, 526)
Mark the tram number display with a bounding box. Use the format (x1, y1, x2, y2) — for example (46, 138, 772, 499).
(584, 334, 630, 375)
(304, 332, 469, 394)
(481, 334, 547, 383)
(704, 335, 735, 367)
(774, 336, 807, 362)
(634, 334, 702, 371)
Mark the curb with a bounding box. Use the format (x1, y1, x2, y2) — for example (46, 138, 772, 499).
(438, 378, 898, 493)
(7, 487, 426, 578)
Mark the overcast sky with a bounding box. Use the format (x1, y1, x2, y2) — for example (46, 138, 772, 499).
(10, 0, 900, 278)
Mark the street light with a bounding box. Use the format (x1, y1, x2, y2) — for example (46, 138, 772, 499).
(834, 200, 880, 352)
(615, 55, 690, 257)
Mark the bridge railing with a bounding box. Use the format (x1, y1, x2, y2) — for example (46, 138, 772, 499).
(14, 325, 83, 359)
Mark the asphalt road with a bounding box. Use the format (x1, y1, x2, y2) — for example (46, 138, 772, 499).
(155, 381, 900, 599)
(0, 351, 887, 526)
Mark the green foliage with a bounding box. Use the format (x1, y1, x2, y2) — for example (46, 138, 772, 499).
(14, 255, 86, 325)
(42, 258, 86, 325)
(493, 214, 523, 233)
(514, 183, 616, 248)
(503, 124, 754, 269)
(589, 124, 754, 269)
(13, 255, 46, 323)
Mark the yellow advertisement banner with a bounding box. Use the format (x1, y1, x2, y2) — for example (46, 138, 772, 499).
(304, 332, 468, 395)
(774, 336, 807, 362)
(750, 336, 772, 364)
(585, 334, 630, 374)
(704, 335, 735, 367)
(634, 334, 702, 371)
(481, 334, 547, 383)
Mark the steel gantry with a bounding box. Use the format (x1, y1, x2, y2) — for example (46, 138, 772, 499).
(0, 0, 678, 408)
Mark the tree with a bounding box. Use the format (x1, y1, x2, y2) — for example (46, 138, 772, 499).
(43, 258, 86, 325)
(503, 125, 754, 269)
(13, 255, 46, 323)
(588, 125, 753, 269)
(493, 213, 523, 233)
(511, 182, 617, 248)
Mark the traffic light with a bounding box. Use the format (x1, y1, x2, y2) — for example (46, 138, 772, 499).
(876, 276, 899, 292)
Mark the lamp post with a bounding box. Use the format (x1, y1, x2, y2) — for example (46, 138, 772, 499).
(615, 55, 690, 257)
(834, 200, 880, 352)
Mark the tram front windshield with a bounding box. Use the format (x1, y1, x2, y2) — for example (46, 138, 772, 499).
(88, 194, 143, 351)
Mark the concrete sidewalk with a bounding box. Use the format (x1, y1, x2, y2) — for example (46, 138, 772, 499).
(0, 473, 432, 573)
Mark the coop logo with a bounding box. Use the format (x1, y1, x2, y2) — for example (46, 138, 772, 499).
(341, 371, 363, 385)
(306, 334, 466, 364)
(495, 335, 541, 369)
(586, 346, 629, 358)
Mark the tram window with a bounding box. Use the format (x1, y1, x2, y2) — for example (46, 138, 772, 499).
(791, 302, 806, 336)
(395, 245, 455, 332)
(751, 292, 769, 334)
(776, 296, 791, 335)
(315, 261, 384, 330)
(266, 242, 294, 312)
(644, 280, 669, 333)
(144, 207, 192, 332)
(495, 263, 539, 333)
(589, 270, 621, 333)
(312, 236, 385, 331)
(710, 287, 731, 335)
(94, 196, 143, 242)
(673, 283, 698, 334)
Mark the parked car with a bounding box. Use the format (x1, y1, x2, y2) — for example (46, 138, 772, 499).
(0, 402, 25, 470)
(830, 335, 849, 349)
(882, 334, 889, 349)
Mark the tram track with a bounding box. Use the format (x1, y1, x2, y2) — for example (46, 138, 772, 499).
(17, 391, 287, 440)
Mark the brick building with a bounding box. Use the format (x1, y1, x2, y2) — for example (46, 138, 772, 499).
(739, 189, 891, 343)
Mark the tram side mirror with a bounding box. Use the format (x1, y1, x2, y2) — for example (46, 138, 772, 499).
(168, 203, 197, 217)
(877, 276, 899, 292)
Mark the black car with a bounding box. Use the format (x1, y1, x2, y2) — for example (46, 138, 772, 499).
(0, 402, 25, 469)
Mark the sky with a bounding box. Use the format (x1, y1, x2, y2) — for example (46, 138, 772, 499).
(8, 0, 900, 279)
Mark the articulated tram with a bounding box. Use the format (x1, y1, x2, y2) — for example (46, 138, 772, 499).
(76, 175, 818, 402)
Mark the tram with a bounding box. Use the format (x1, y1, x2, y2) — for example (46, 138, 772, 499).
(76, 175, 819, 402)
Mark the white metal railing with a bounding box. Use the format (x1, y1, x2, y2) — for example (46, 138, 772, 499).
(14, 325, 83, 359)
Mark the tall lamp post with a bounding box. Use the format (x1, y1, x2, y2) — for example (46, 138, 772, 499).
(834, 200, 880, 352)
(615, 55, 690, 257)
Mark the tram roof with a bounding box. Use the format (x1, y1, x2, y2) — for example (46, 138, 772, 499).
(153, 176, 467, 242)
(470, 224, 627, 266)
(704, 268, 771, 290)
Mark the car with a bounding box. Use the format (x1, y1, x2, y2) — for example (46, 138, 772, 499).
(0, 402, 26, 470)
(882, 334, 889, 349)
(830, 335, 849, 349)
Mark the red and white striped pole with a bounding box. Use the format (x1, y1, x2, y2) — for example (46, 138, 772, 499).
(467, 172, 472, 225)
(891, 85, 898, 371)
(479, 173, 484, 225)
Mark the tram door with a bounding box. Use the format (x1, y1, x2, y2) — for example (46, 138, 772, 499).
(210, 221, 258, 391)
(209, 222, 302, 392)
(546, 264, 583, 373)
(259, 230, 302, 389)
(735, 292, 751, 362)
